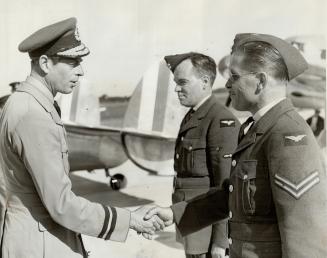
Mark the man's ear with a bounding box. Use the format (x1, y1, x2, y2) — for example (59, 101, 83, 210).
(201, 75, 210, 90)
(38, 55, 51, 74)
(255, 72, 267, 93)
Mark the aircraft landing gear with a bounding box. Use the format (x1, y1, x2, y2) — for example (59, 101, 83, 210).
(104, 168, 127, 190)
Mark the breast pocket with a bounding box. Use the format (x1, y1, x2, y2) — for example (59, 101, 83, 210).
(237, 160, 257, 215)
(237, 160, 272, 216)
(181, 139, 207, 176)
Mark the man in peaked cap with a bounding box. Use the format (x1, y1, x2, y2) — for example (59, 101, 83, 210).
(145, 34, 327, 258)
(164, 52, 240, 258)
(0, 18, 164, 258)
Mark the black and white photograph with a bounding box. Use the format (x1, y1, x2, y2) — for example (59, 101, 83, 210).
(0, 0, 326, 257)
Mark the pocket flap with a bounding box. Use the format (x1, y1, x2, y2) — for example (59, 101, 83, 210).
(182, 138, 206, 150)
(236, 160, 257, 180)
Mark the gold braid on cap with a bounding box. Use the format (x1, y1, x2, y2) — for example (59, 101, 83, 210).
(56, 43, 89, 57)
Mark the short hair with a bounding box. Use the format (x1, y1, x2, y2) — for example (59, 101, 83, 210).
(232, 41, 289, 82)
(188, 54, 217, 86)
(30, 55, 61, 67)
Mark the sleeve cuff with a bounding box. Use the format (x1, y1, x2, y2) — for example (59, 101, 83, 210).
(211, 219, 229, 249)
(98, 205, 131, 242)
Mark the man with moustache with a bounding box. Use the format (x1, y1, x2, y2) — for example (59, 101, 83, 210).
(164, 52, 240, 258)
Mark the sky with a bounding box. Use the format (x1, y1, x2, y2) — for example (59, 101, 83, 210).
(0, 0, 325, 97)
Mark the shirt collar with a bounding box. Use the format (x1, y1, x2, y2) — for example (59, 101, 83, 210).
(25, 76, 54, 104)
(253, 97, 286, 122)
(193, 94, 212, 111)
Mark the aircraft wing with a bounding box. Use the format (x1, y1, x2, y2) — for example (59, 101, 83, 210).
(64, 123, 128, 172)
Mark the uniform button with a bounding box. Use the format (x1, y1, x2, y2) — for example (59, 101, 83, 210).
(181, 137, 184, 141)
(229, 211, 233, 219)
(229, 185, 234, 192)
(228, 238, 233, 245)
(231, 160, 237, 167)
(176, 153, 179, 159)
(243, 174, 248, 180)
(188, 146, 192, 151)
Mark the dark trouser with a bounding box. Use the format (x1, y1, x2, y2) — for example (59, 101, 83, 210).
(185, 253, 211, 258)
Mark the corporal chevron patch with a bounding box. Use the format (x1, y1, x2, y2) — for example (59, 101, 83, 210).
(274, 171, 320, 199)
(220, 119, 235, 127)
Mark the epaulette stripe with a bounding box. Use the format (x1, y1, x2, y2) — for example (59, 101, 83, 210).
(98, 205, 110, 238)
(105, 207, 117, 240)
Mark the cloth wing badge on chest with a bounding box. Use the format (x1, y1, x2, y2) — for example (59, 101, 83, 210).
(220, 119, 235, 127)
(284, 134, 307, 146)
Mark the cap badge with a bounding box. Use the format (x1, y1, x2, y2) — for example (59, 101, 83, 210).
(74, 28, 81, 41)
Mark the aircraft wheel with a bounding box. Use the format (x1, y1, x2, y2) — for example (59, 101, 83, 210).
(110, 174, 126, 190)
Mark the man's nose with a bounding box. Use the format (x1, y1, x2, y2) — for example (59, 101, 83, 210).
(175, 85, 181, 92)
(225, 79, 232, 89)
(76, 64, 84, 76)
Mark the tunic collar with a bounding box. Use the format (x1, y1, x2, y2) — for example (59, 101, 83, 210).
(253, 97, 286, 122)
(25, 76, 54, 104)
(193, 94, 212, 111)
(17, 76, 62, 125)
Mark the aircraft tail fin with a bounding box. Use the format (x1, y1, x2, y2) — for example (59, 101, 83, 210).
(122, 59, 187, 175)
(124, 59, 187, 137)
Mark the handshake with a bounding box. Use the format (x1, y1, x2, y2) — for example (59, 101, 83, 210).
(129, 205, 174, 239)
(130, 205, 229, 257)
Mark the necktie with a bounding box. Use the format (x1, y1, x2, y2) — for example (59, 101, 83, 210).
(53, 100, 61, 118)
(183, 109, 195, 125)
(238, 116, 254, 143)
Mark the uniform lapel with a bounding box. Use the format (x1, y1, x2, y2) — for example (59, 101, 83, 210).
(233, 99, 294, 155)
(179, 95, 216, 134)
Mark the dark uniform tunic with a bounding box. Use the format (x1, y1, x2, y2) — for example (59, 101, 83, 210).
(173, 95, 240, 254)
(172, 99, 327, 258)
